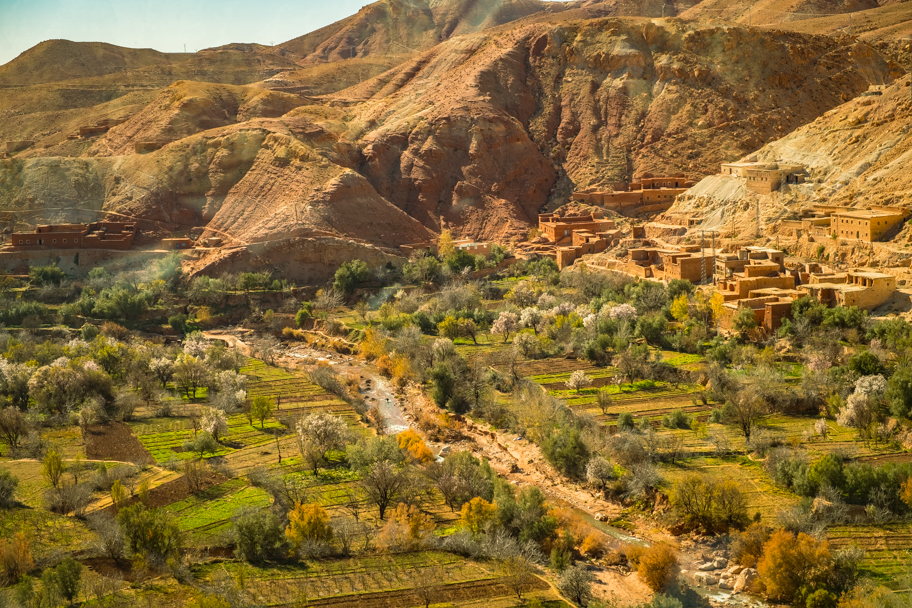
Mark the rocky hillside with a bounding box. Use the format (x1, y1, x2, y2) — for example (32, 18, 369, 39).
(0, 0, 909, 281)
(665, 68, 912, 237)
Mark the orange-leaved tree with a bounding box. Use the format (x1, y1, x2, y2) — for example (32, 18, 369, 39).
(397, 429, 434, 463)
(757, 529, 832, 602)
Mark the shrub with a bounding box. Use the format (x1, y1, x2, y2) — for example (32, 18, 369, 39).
(635, 542, 679, 592)
(117, 504, 184, 563)
(0, 532, 32, 586)
(233, 509, 288, 563)
(541, 425, 590, 478)
(396, 429, 434, 463)
(168, 314, 189, 334)
(29, 265, 66, 286)
(757, 530, 833, 602)
(662, 409, 690, 430)
(0, 470, 18, 508)
(617, 411, 635, 431)
(731, 522, 771, 568)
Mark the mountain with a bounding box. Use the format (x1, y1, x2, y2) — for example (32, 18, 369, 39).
(0, 0, 908, 281)
(0, 40, 184, 86)
(665, 64, 912, 241)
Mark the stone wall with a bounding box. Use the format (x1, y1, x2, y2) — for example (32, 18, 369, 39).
(0, 249, 170, 277)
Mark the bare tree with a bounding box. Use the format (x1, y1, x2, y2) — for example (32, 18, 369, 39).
(359, 460, 408, 520)
(725, 392, 767, 442)
(500, 555, 535, 600)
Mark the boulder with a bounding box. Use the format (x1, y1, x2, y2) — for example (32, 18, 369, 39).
(695, 572, 719, 586)
(713, 557, 728, 569)
(733, 568, 759, 593)
(726, 565, 744, 576)
(698, 562, 717, 571)
(719, 579, 734, 590)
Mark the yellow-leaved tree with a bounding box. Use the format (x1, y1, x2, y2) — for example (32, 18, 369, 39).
(397, 429, 434, 463)
(670, 293, 690, 321)
(437, 229, 455, 259)
(459, 497, 498, 537)
(286, 503, 333, 547)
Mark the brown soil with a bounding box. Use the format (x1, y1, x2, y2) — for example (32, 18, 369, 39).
(84, 422, 155, 465)
(277, 576, 550, 608)
(78, 556, 149, 584)
(97, 468, 229, 515)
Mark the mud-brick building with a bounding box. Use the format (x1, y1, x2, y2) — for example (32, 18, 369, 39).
(720, 160, 806, 194)
(719, 293, 798, 333)
(831, 209, 907, 242)
(571, 173, 695, 217)
(10, 222, 137, 250)
(799, 271, 896, 309)
(538, 213, 615, 244)
(717, 262, 795, 301)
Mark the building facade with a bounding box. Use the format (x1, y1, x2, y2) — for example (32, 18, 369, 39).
(10, 222, 137, 250)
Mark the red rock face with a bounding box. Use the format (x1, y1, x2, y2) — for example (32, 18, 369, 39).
(0, 5, 900, 252)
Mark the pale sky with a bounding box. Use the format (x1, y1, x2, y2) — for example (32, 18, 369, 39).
(0, 0, 572, 66)
(0, 0, 374, 65)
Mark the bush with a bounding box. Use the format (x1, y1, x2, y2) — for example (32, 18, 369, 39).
(0, 532, 32, 586)
(541, 425, 590, 478)
(731, 522, 771, 568)
(29, 265, 66, 286)
(168, 313, 189, 334)
(117, 504, 184, 564)
(0, 470, 18, 508)
(639, 542, 679, 591)
(662, 409, 690, 430)
(233, 509, 288, 563)
(617, 411, 635, 431)
(671, 475, 749, 532)
(757, 530, 833, 602)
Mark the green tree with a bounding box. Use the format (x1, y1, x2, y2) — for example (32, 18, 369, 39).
(233, 509, 288, 562)
(53, 558, 82, 605)
(117, 504, 184, 562)
(0, 470, 19, 508)
(333, 260, 370, 294)
(295, 301, 314, 328)
(887, 365, 912, 419)
(733, 306, 758, 340)
(29, 265, 66, 286)
(42, 450, 66, 490)
(428, 363, 457, 408)
(541, 425, 590, 478)
(250, 395, 274, 429)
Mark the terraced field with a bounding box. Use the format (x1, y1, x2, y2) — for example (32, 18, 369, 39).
(193, 552, 546, 606)
(659, 455, 800, 523)
(163, 477, 271, 540)
(828, 523, 912, 583)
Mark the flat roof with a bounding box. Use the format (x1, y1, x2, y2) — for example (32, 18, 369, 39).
(835, 210, 903, 219)
(851, 271, 893, 279)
